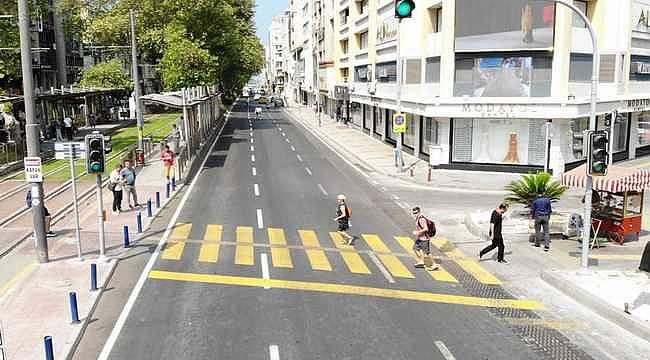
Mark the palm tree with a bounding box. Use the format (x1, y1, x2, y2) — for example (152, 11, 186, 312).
(505, 172, 567, 208)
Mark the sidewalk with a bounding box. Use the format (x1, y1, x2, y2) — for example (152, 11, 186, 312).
(285, 105, 519, 194)
(0, 154, 184, 360)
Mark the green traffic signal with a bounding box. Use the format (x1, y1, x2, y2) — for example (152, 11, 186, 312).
(589, 131, 609, 176)
(395, 0, 415, 18)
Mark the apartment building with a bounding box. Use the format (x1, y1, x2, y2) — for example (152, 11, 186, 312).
(268, 14, 291, 97)
(282, 0, 649, 175)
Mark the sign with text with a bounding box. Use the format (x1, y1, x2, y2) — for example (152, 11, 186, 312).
(55, 142, 86, 160)
(634, 0, 650, 33)
(24, 157, 43, 183)
(393, 113, 407, 134)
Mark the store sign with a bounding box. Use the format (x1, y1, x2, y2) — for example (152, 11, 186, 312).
(376, 15, 397, 45)
(461, 103, 535, 118)
(631, 61, 650, 74)
(24, 157, 43, 183)
(624, 99, 650, 112)
(634, 1, 650, 33)
(393, 113, 407, 133)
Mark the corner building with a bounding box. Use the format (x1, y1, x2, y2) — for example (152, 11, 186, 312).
(300, 0, 650, 174)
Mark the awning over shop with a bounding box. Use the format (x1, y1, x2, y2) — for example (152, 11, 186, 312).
(562, 165, 650, 192)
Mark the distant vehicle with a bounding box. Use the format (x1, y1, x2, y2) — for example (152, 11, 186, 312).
(258, 96, 270, 104)
(274, 98, 284, 107)
(253, 93, 261, 101)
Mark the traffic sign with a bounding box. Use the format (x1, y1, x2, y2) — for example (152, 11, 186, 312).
(55, 142, 86, 160)
(24, 157, 43, 183)
(393, 113, 407, 134)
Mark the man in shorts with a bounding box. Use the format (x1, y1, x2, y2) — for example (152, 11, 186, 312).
(412, 207, 439, 271)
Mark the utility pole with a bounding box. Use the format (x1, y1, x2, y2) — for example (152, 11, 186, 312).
(395, 18, 403, 173)
(314, 0, 322, 127)
(18, 0, 48, 263)
(130, 9, 144, 151)
(53, 0, 67, 87)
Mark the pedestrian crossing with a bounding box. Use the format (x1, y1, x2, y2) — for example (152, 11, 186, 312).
(160, 223, 502, 285)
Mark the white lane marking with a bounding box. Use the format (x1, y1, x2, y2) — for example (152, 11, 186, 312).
(305, 167, 312, 176)
(317, 184, 328, 196)
(392, 195, 400, 200)
(368, 252, 395, 283)
(249, 132, 253, 136)
(290, 145, 296, 152)
(261, 253, 270, 289)
(250, 145, 254, 152)
(371, 180, 379, 185)
(434, 341, 456, 360)
(269, 345, 280, 360)
(251, 154, 256, 162)
(278, 128, 282, 131)
(251, 138, 254, 143)
(98, 101, 236, 360)
(296, 154, 303, 162)
(252, 167, 257, 176)
(254, 183, 260, 197)
(285, 138, 290, 143)
(257, 209, 264, 229)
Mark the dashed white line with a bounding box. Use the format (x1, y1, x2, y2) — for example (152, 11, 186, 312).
(368, 252, 395, 283)
(249, 132, 253, 136)
(434, 341, 456, 360)
(269, 345, 280, 360)
(281, 132, 285, 137)
(317, 184, 328, 196)
(290, 145, 296, 152)
(250, 145, 254, 152)
(285, 138, 290, 143)
(252, 167, 257, 176)
(392, 195, 400, 200)
(305, 167, 312, 176)
(296, 154, 303, 162)
(254, 183, 260, 197)
(251, 154, 256, 162)
(250, 138, 254, 143)
(371, 180, 379, 185)
(261, 253, 271, 289)
(257, 209, 264, 229)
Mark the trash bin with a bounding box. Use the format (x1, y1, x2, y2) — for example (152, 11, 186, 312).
(640, 241, 650, 272)
(428, 145, 444, 166)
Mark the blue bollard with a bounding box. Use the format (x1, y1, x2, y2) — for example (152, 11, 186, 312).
(69, 292, 80, 324)
(166, 183, 170, 198)
(44, 336, 54, 360)
(172, 178, 176, 191)
(123, 225, 130, 248)
(136, 212, 143, 233)
(155, 191, 161, 208)
(90, 263, 98, 291)
(147, 199, 152, 218)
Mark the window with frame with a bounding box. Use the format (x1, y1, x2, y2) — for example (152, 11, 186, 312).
(357, 0, 369, 15)
(427, 6, 443, 33)
(358, 31, 368, 50)
(340, 39, 349, 54)
(425, 57, 441, 83)
(340, 67, 350, 82)
(404, 59, 422, 84)
(376, 61, 397, 83)
(421, 117, 440, 154)
(354, 65, 369, 82)
(572, 0, 589, 28)
(340, 8, 349, 25)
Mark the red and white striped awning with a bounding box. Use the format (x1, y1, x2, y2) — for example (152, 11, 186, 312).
(562, 165, 650, 193)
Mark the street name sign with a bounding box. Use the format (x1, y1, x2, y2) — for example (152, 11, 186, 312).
(24, 157, 43, 183)
(55, 142, 86, 160)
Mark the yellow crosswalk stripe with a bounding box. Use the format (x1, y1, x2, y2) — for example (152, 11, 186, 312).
(198, 225, 222, 263)
(268, 228, 293, 268)
(162, 223, 192, 260)
(362, 234, 414, 279)
(297, 230, 332, 271)
(235, 226, 254, 266)
(432, 239, 501, 285)
(330, 232, 371, 274)
(394, 236, 458, 283)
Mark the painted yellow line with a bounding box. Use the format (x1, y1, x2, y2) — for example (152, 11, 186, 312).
(589, 254, 641, 261)
(148, 270, 544, 310)
(235, 226, 254, 266)
(0, 263, 37, 299)
(198, 224, 222, 263)
(330, 232, 371, 274)
(161, 223, 192, 260)
(298, 230, 332, 271)
(394, 236, 458, 283)
(433, 239, 502, 285)
(362, 234, 414, 279)
(268, 228, 293, 268)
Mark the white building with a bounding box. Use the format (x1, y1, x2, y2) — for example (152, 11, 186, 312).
(268, 14, 291, 98)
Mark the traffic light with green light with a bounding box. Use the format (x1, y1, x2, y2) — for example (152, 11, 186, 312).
(588, 130, 609, 176)
(85, 134, 105, 174)
(395, 0, 415, 18)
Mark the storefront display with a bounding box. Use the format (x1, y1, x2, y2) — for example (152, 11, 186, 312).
(374, 107, 385, 136)
(452, 118, 546, 165)
(403, 114, 416, 148)
(350, 102, 362, 127)
(386, 109, 396, 141)
(636, 111, 650, 147)
(363, 104, 372, 130)
(421, 117, 440, 154)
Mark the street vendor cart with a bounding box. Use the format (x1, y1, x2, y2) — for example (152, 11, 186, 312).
(562, 165, 648, 244)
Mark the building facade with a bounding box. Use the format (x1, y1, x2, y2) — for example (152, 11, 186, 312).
(282, 0, 650, 175)
(268, 14, 291, 98)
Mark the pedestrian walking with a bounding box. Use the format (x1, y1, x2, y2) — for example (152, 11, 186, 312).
(120, 160, 139, 209)
(109, 164, 124, 214)
(169, 124, 181, 155)
(532, 190, 552, 251)
(161, 145, 176, 183)
(55, 119, 64, 142)
(63, 115, 73, 141)
(333, 194, 354, 245)
(411, 207, 440, 271)
(480, 203, 508, 263)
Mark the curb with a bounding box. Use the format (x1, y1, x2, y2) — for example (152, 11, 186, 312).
(464, 211, 484, 239)
(541, 269, 650, 341)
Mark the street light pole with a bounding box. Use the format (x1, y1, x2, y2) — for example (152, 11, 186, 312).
(395, 18, 403, 173)
(18, 0, 48, 263)
(314, 1, 322, 127)
(130, 9, 144, 152)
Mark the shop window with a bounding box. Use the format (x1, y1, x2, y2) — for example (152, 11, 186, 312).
(355, 65, 369, 82)
(421, 117, 440, 154)
(452, 118, 546, 165)
(363, 104, 372, 130)
(374, 107, 385, 136)
(638, 112, 650, 147)
(404, 59, 421, 84)
(630, 55, 650, 81)
(403, 114, 416, 148)
(386, 109, 396, 141)
(454, 54, 552, 97)
(376, 61, 397, 83)
(425, 57, 441, 83)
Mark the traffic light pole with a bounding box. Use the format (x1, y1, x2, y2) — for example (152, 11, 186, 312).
(69, 150, 82, 259)
(395, 18, 403, 173)
(130, 10, 144, 152)
(18, 0, 48, 263)
(96, 174, 106, 258)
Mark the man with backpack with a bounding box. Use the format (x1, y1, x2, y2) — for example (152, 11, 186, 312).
(412, 207, 439, 271)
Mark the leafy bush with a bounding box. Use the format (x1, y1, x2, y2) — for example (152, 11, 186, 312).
(504, 172, 567, 207)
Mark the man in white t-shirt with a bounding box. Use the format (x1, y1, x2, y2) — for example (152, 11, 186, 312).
(63, 116, 73, 141)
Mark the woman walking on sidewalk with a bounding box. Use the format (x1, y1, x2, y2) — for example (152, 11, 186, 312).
(109, 164, 124, 214)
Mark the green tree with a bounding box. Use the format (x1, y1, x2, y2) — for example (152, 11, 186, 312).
(78, 59, 132, 90)
(504, 172, 567, 208)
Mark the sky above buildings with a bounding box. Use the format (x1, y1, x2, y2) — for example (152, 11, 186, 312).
(254, 0, 289, 46)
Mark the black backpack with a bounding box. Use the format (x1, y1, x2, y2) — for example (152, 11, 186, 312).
(418, 216, 436, 237)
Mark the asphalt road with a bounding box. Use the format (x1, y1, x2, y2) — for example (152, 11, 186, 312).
(100, 101, 547, 360)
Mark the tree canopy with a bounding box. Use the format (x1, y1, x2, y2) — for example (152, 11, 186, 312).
(78, 59, 132, 90)
(59, 0, 265, 94)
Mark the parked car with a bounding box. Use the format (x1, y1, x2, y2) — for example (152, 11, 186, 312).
(258, 96, 270, 104)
